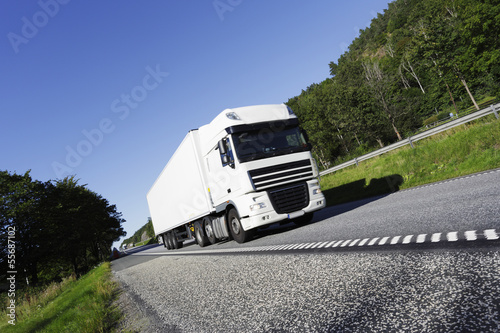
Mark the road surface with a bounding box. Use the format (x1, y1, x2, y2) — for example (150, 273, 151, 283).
(112, 169, 500, 332)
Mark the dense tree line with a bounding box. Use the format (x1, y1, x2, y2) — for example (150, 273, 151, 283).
(287, 0, 500, 169)
(0, 171, 126, 286)
(120, 217, 155, 248)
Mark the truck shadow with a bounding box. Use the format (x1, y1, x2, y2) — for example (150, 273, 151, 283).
(253, 174, 404, 240)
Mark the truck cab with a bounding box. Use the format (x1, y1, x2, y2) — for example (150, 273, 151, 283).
(197, 104, 326, 243)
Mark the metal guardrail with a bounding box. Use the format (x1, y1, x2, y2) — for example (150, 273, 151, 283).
(320, 103, 500, 177)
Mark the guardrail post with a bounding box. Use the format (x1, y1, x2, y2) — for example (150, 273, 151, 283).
(354, 157, 359, 167)
(491, 104, 499, 119)
(408, 136, 415, 149)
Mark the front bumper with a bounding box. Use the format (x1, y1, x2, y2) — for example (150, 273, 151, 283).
(239, 180, 326, 231)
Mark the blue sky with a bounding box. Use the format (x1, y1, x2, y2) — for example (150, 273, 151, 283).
(1, 0, 389, 248)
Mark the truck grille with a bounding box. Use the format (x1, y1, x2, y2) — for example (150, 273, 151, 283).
(268, 182, 309, 214)
(248, 159, 313, 191)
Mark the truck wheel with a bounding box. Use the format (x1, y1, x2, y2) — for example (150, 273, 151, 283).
(203, 217, 217, 244)
(228, 208, 253, 243)
(170, 232, 183, 250)
(171, 232, 179, 249)
(165, 232, 173, 250)
(161, 235, 168, 248)
(195, 221, 209, 247)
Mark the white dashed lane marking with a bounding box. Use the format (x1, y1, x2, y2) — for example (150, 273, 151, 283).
(402, 235, 413, 244)
(465, 230, 477, 241)
(390, 236, 401, 245)
(447, 232, 459, 242)
(484, 229, 499, 240)
(143, 229, 500, 256)
(431, 233, 441, 242)
(416, 234, 427, 243)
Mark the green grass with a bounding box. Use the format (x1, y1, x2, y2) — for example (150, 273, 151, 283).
(444, 96, 496, 116)
(0, 262, 121, 333)
(320, 116, 500, 206)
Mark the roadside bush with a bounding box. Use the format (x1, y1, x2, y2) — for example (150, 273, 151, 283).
(423, 115, 438, 126)
(437, 111, 451, 121)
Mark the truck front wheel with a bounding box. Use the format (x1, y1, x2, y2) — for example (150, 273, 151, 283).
(228, 209, 253, 243)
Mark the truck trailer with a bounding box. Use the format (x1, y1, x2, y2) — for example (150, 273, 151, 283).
(147, 104, 326, 249)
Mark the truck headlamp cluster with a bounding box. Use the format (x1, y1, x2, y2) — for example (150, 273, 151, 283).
(309, 180, 321, 195)
(250, 202, 267, 211)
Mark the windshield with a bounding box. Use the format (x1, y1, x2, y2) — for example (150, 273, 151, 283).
(232, 126, 310, 162)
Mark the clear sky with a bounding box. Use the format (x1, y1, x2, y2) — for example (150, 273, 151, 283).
(1, 0, 389, 248)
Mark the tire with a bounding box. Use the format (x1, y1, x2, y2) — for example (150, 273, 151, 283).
(165, 232, 173, 250)
(161, 235, 168, 248)
(293, 213, 314, 227)
(170, 232, 182, 250)
(228, 208, 253, 243)
(203, 217, 217, 244)
(195, 221, 209, 247)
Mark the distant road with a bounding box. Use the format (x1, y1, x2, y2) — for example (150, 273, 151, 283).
(112, 169, 500, 332)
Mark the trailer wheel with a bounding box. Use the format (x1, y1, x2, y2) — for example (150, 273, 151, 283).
(203, 217, 217, 244)
(171, 232, 178, 249)
(170, 231, 183, 250)
(165, 232, 173, 250)
(228, 208, 253, 243)
(162, 235, 170, 249)
(194, 221, 209, 247)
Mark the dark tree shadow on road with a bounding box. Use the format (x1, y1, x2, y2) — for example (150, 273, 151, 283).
(322, 174, 404, 207)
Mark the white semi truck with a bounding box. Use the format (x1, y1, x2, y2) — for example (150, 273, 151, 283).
(147, 104, 326, 249)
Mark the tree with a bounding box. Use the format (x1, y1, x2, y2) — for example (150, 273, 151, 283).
(0, 171, 49, 285)
(0, 171, 126, 285)
(285, 0, 499, 167)
(362, 61, 403, 141)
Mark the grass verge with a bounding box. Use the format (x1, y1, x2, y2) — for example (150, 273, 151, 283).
(320, 116, 500, 206)
(0, 262, 121, 333)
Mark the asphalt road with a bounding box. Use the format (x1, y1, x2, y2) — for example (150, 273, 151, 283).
(112, 169, 500, 332)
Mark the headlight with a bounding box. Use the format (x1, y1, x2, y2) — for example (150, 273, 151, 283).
(313, 188, 322, 195)
(250, 203, 267, 211)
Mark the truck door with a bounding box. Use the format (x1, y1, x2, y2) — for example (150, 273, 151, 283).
(206, 138, 236, 205)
